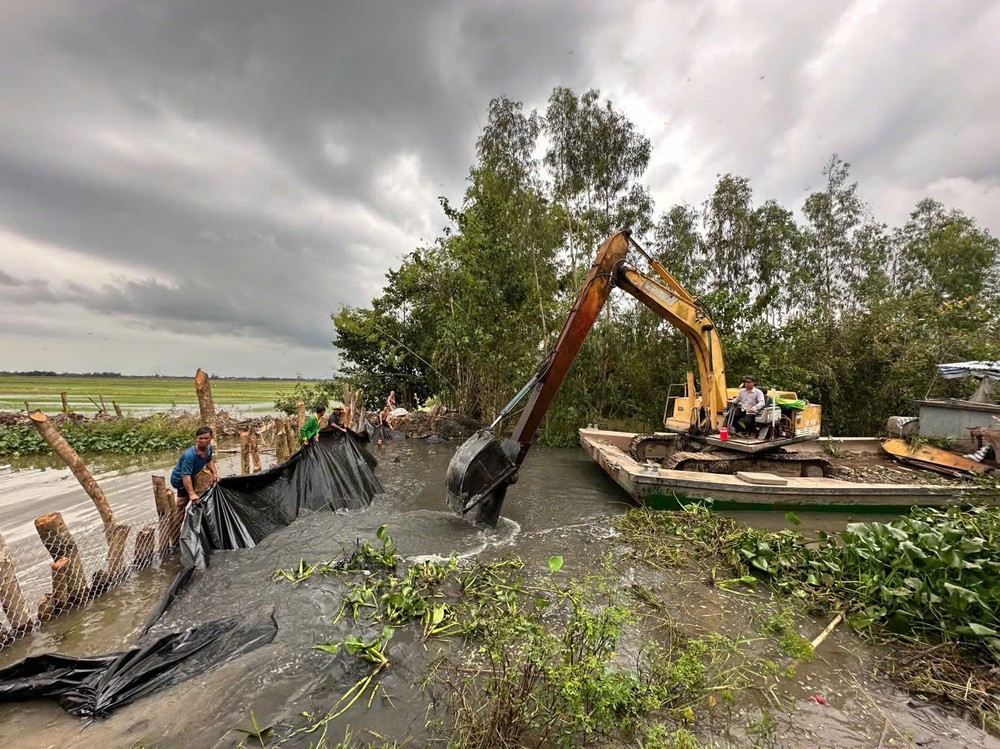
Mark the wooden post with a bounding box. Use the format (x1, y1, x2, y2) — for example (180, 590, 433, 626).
(99, 395, 108, 414)
(24, 401, 31, 414)
(285, 422, 298, 456)
(249, 431, 261, 472)
(50, 558, 73, 610)
(296, 401, 306, 433)
(34, 513, 89, 603)
(193, 467, 215, 495)
(152, 476, 177, 556)
(166, 489, 180, 545)
(274, 417, 289, 463)
(112, 401, 123, 419)
(0, 531, 33, 632)
(133, 527, 155, 569)
(194, 368, 217, 432)
(30, 413, 117, 531)
(60, 392, 69, 414)
(105, 524, 130, 581)
(239, 431, 251, 474)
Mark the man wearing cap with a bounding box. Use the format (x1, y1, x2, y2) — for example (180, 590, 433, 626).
(729, 376, 765, 434)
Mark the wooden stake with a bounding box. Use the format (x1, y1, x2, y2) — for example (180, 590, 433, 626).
(249, 430, 261, 472)
(166, 489, 180, 545)
(106, 524, 130, 581)
(152, 476, 177, 557)
(285, 422, 298, 456)
(133, 527, 155, 569)
(60, 392, 69, 414)
(193, 467, 215, 495)
(30, 412, 117, 531)
(239, 431, 251, 474)
(0, 531, 33, 632)
(194, 368, 217, 432)
(274, 417, 289, 463)
(296, 401, 306, 433)
(33, 513, 89, 603)
(23, 401, 30, 414)
(50, 557, 73, 611)
(112, 401, 123, 419)
(99, 395, 108, 414)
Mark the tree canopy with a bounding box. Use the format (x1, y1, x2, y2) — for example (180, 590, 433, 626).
(333, 88, 1000, 442)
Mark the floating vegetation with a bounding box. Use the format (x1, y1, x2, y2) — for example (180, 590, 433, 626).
(247, 526, 778, 748)
(615, 503, 1000, 730)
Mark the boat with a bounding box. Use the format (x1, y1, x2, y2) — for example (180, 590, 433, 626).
(579, 427, 996, 512)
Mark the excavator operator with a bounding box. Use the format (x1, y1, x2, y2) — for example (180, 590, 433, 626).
(728, 376, 765, 434)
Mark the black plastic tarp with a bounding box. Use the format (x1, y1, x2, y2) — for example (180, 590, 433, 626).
(0, 612, 277, 718)
(0, 430, 381, 718)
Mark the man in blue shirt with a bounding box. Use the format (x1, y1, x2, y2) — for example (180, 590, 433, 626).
(170, 426, 220, 512)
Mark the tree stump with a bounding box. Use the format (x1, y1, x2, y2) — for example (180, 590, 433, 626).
(274, 417, 289, 463)
(296, 401, 306, 433)
(33, 513, 89, 603)
(285, 423, 298, 456)
(195, 368, 217, 432)
(239, 431, 251, 474)
(133, 527, 155, 569)
(193, 467, 215, 495)
(249, 430, 262, 472)
(0, 532, 33, 632)
(166, 489, 181, 545)
(152, 475, 177, 557)
(106, 524, 131, 581)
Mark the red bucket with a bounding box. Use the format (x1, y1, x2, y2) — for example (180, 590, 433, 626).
(719, 426, 729, 442)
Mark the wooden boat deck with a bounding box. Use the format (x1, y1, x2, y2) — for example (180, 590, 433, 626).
(579, 428, 994, 512)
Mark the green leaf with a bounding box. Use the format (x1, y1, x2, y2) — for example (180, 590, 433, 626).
(547, 555, 564, 573)
(784, 512, 801, 526)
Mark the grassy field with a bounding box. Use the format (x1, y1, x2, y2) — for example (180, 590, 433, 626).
(0, 376, 318, 415)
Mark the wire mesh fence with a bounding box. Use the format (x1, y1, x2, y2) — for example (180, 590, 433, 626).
(0, 488, 178, 651)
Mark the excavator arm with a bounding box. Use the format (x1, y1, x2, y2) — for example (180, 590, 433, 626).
(446, 230, 727, 525)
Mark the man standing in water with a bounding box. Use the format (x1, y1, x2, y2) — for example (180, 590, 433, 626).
(170, 426, 220, 511)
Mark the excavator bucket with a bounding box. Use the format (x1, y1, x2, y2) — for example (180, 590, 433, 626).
(446, 429, 520, 525)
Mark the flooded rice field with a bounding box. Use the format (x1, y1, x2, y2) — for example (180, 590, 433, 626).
(0, 441, 996, 748)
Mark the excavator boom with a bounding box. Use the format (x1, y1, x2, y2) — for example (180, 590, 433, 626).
(446, 229, 799, 525)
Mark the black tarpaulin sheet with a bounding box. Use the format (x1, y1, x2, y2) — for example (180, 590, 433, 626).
(0, 612, 278, 718)
(0, 431, 381, 718)
(181, 430, 383, 569)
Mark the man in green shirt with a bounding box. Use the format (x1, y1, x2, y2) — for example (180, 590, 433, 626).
(301, 406, 326, 445)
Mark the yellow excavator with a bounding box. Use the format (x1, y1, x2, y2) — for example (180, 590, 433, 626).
(446, 230, 826, 525)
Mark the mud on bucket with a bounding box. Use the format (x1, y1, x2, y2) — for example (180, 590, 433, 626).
(446, 428, 520, 525)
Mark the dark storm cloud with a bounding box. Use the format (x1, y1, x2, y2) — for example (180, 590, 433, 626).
(0, 0, 997, 376)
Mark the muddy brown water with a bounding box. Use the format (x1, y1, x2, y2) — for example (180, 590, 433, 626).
(0, 442, 996, 748)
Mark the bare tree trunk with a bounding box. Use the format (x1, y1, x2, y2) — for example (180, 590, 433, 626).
(60, 392, 69, 414)
(34, 513, 89, 603)
(112, 401, 123, 419)
(133, 527, 155, 570)
(284, 423, 298, 456)
(152, 476, 178, 557)
(274, 417, 289, 463)
(249, 430, 261, 472)
(239, 431, 250, 474)
(105, 524, 130, 581)
(99, 395, 108, 414)
(30, 413, 116, 530)
(194, 368, 217, 432)
(0, 531, 33, 632)
(296, 401, 306, 433)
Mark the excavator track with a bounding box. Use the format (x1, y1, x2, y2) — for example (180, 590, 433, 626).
(629, 434, 832, 478)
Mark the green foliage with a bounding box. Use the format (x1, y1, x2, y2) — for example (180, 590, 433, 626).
(330, 83, 999, 442)
(274, 380, 342, 415)
(617, 505, 1000, 660)
(0, 415, 201, 457)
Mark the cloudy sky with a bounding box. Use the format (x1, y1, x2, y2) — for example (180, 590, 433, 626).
(1, 1, 997, 378)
